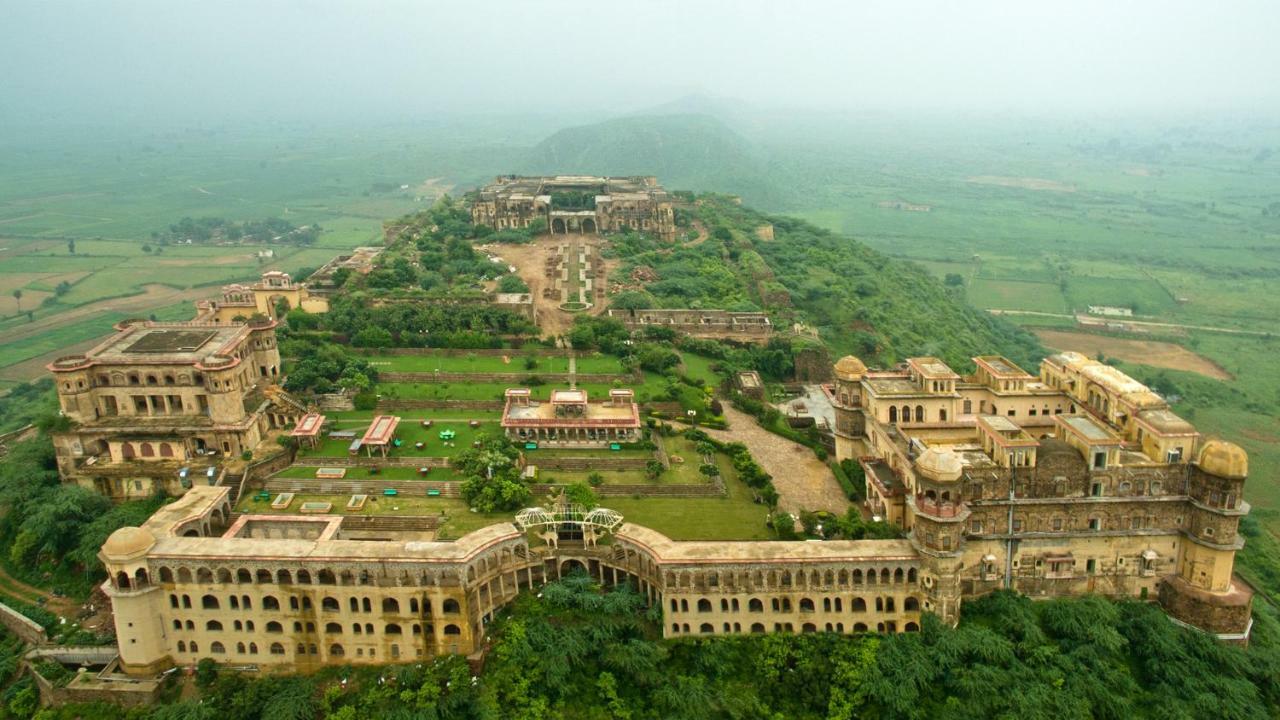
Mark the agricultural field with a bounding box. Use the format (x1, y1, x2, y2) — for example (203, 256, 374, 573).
(0, 121, 536, 391)
(784, 122, 1280, 532)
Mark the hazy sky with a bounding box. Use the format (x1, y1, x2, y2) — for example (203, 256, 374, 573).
(3, 0, 1278, 124)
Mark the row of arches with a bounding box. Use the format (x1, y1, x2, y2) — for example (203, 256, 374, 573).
(155, 564, 475, 588)
(119, 441, 178, 459)
(661, 566, 918, 591)
(676, 595, 919, 614)
(672, 621, 920, 635)
(889, 405, 945, 424)
(168, 592, 460, 615)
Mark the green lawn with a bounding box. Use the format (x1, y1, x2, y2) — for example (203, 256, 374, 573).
(359, 351, 623, 375)
(272, 465, 470, 482)
(297, 420, 496, 459)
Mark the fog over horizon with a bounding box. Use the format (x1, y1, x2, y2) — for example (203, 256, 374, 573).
(3, 0, 1279, 129)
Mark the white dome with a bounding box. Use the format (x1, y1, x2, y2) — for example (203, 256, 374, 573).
(915, 447, 962, 482)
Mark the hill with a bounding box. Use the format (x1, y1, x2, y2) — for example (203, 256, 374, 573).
(522, 113, 785, 206)
(609, 195, 1044, 371)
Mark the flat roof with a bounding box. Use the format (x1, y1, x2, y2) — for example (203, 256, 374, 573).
(551, 389, 587, 404)
(361, 415, 401, 445)
(124, 329, 217, 354)
(290, 413, 326, 437)
(503, 398, 640, 428)
(976, 355, 1033, 378)
(909, 357, 959, 379)
(864, 377, 928, 397)
(1057, 415, 1123, 445)
(979, 415, 1021, 433)
(618, 524, 918, 564)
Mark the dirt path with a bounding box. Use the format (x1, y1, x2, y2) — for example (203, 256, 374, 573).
(1034, 329, 1233, 380)
(0, 563, 79, 617)
(702, 406, 849, 515)
(989, 309, 1273, 337)
(481, 234, 609, 339)
(3, 284, 210, 345)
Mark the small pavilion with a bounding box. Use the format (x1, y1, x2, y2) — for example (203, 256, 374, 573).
(360, 415, 401, 457)
(289, 412, 326, 449)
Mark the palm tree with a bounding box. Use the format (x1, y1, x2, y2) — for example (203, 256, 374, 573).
(11, 289, 21, 312)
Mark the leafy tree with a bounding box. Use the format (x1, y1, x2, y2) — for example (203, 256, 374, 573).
(562, 482, 597, 509)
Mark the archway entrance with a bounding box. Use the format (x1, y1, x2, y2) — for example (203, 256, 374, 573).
(581, 217, 597, 234)
(560, 559, 587, 577)
(551, 218, 567, 234)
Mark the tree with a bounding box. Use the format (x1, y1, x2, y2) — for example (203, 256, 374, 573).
(66, 239, 75, 254)
(562, 482, 598, 509)
(644, 459, 664, 480)
(944, 273, 964, 286)
(10, 289, 20, 312)
(351, 326, 393, 348)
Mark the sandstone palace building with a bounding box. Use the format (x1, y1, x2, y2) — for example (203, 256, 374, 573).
(470, 175, 677, 241)
(47, 319, 301, 500)
(95, 351, 1254, 677)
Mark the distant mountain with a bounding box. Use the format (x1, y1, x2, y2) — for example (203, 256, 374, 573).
(521, 113, 785, 206)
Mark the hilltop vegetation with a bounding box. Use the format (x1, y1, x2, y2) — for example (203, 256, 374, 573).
(609, 195, 1043, 371)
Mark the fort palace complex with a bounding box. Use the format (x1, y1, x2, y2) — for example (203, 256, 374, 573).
(35, 175, 1252, 680)
(90, 349, 1255, 676)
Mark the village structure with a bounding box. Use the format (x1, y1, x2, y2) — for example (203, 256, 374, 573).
(24, 172, 1256, 696)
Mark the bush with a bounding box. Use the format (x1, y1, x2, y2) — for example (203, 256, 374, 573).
(353, 391, 378, 410)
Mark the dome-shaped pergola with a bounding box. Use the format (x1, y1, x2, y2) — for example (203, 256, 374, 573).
(514, 504, 624, 533)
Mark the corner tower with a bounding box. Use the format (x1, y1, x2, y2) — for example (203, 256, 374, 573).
(832, 355, 868, 462)
(1158, 440, 1254, 642)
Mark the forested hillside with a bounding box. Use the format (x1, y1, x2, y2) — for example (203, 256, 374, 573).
(609, 195, 1044, 371)
(523, 114, 786, 206)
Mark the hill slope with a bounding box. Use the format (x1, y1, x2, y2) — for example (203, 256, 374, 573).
(609, 195, 1044, 371)
(522, 114, 784, 205)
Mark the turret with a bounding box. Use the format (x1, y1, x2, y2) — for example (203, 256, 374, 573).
(832, 355, 868, 461)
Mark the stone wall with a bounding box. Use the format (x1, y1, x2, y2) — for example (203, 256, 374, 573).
(0, 602, 46, 645)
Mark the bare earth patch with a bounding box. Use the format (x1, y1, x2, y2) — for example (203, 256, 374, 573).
(966, 175, 1076, 192)
(702, 406, 849, 516)
(1034, 329, 1233, 381)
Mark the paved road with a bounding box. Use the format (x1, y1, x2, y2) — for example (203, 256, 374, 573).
(703, 406, 849, 516)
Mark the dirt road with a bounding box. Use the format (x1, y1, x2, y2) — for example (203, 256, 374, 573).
(1034, 329, 1233, 380)
(702, 406, 849, 516)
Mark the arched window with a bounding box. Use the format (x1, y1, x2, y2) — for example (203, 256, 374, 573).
(177, 641, 186, 653)
(939, 409, 947, 422)
(210, 642, 226, 654)
(201, 595, 219, 609)
(318, 569, 335, 585)
(894, 568, 904, 583)
(257, 569, 272, 584)
(159, 443, 175, 458)
(206, 620, 222, 631)
(802, 623, 817, 633)
(382, 598, 400, 614)
(799, 598, 815, 612)
(262, 595, 279, 610)
(326, 622, 342, 633)
(853, 597, 867, 612)
(750, 623, 765, 633)
(748, 598, 764, 613)
(443, 624, 461, 635)
(329, 644, 344, 657)
(385, 623, 402, 635)
(296, 569, 312, 584)
(269, 643, 285, 655)
(160, 567, 175, 583)
(889, 406, 898, 423)
(266, 621, 283, 634)
(442, 599, 460, 613)
(901, 405, 911, 422)
(915, 406, 925, 423)
(140, 443, 155, 457)
(905, 622, 919, 632)
(172, 619, 181, 630)
(197, 568, 213, 584)
(696, 598, 712, 613)
(249, 643, 258, 654)
(904, 597, 920, 611)
(237, 569, 252, 584)
(216, 568, 232, 583)
(699, 623, 714, 634)
(236, 642, 246, 654)
(277, 569, 292, 585)
(185, 620, 194, 630)
(853, 622, 868, 632)
(963, 399, 972, 414)
(322, 597, 339, 611)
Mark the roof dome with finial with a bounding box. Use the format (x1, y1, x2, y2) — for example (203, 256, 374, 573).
(915, 447, 963, 482)
(101, 527, 156, 560)
(1198, 440, 1248, 479)
(834, 355, 868, 381)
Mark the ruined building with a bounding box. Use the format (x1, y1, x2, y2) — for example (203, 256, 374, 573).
(470, 175, 676, 241)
